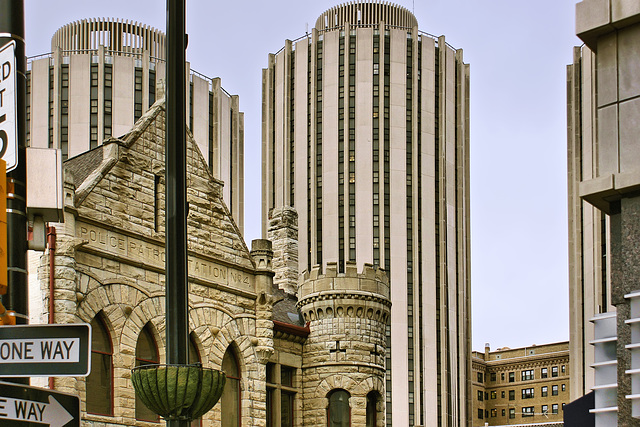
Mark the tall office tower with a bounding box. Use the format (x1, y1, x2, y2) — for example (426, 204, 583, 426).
(26, 18, 244, 232)
(262, 2, 471, 425)
(568, 1, 640, 423)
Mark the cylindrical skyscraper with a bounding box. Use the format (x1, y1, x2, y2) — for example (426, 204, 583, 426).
(262, 2, 471, 426)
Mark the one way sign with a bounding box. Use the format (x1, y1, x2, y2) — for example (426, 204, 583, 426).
(0, 382, 79, 427)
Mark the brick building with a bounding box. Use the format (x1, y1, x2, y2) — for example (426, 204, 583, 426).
(472, 342, 569, 427)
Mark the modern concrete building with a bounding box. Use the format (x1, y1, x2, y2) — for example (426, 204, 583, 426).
(471, 342, 569, 427)
(26, 18, 244, 232)
(261, 2, 471, 425)
(567, 0, 640, 424)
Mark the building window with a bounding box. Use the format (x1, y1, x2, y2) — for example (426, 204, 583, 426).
(552, 366, 559, 377)
(502, 409, 506, 417)
(490, 409, 497, 417)
(477, 372, 483, 383)
(522, 388, 534, 399)
(541, 367, 548, 378)
(542, 404, 548, 415)
(327, 389, 350, 427)
(509, 390, 515, 401)
(562, 384, 566, 392)
(490, 391, 496, 399)
(477, 408, 483, 420)
(221, 346, 241, 427)
(366, 392, 378, 427)
(477, 390, 483, 401)
(87, 314, 112, 416)
(552, 385, 558, 396)
(552, 404, 559, 414)
(509, 408, 515, 419)
(267, 363, 298, 427)
(521, 370, 534, 381)
(135, 324, 159, 422)
(501, 391, 505, 398)
(509, 372, 515, 382)
(522, 407, 534, 417)
(501, 373, 505, 381)
(561, 365, 566, 374)
(542, 386, 548, 397)
(490, 372, 496, 382)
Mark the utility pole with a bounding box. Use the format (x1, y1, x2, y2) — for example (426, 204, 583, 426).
(0, 2, 27, 327)
(165, 0, 189, 426)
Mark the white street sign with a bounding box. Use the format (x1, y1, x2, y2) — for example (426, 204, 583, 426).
(0, 41, 17, 172)
(0, 395, 74, 427)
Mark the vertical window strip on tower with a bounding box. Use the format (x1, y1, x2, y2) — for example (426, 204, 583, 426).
(104, 63, 113, 139)
(230, 107, 234, 216)
(60, 64, 69, 160)
(372, 31, 380, 267)
(417, 37, 425, 425)
(90, 63, 99, 149)
(434, 44, 442, 426)
(290, 49, 296, 207)
(208, 92, 214, 172)
(189, 81, 194, 131)
(406, 34, 414, 426)
(48, 66, 54, 148)
(149, 68, 156, 107)
(134, 67, 143, 122)
(348, 30, 356, 262)
(601, 214, 608, 309)
(26, 71, 30, 146)
(338, 32, 345, 273)
(383, 29, 392, 427)
(316, 37, 323, 265)
(307, 41, 313, 272)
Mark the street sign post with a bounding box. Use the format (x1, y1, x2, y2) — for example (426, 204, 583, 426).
(0, 381, 80, 427)
(0, 41, 17, 172)
(0, 324, 91, 377)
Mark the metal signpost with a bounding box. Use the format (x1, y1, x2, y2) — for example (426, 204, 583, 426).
(0, 381, 80, 427)
(0, 324, 91, 377)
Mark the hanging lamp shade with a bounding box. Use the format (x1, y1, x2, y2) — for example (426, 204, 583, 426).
(131, 363, 226, 421)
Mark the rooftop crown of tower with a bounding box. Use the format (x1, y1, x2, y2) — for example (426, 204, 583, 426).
(315, 1, 418, 31)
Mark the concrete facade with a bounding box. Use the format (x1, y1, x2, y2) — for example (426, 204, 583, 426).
(26, 18, 244, 233)
(261, 2, 471, 426)
(33, 99, 389, 426)
(568, 0, 640, 424)
(471, 342, 570, 427)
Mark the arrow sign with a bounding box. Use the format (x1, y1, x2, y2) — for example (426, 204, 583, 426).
(0, 382, 79, 427)
(0, 324, 91, 377)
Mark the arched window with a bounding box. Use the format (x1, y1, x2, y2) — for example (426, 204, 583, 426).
(86, 314, 112, 415)
(135, 324, 159, 422)
(366, 391, 378, 427)
(327, 389, 350, 427)
(221, 346, 241, 427)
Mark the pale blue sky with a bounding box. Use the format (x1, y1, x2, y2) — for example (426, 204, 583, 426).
(24, 0, 582, 351)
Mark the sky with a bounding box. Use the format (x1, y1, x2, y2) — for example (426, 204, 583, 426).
(24, 0, 582, 352)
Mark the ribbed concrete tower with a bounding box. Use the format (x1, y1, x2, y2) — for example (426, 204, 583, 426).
(27, 18, 244, 232)
(262, 2, 471, 425)
(297, 262, 390, 426)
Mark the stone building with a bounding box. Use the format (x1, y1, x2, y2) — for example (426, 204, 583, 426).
(567, 0, 640, 424)
(261, 2, 471, 425)
(35, 98, 390, 426)
(471, 342, 569, 427)
(27, 18, 244, 232)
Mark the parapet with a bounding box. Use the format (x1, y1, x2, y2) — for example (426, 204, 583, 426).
(298, 261, 389, 300)
(315, 1, 418, 31)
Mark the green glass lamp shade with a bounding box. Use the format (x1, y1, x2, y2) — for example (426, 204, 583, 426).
(131, 363, 226, 421)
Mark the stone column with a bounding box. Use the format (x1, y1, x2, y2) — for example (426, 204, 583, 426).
(267, 207, 298, 296)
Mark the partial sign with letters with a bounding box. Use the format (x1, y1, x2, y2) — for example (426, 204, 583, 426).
(0, 41, 17, 172)
(0, 381, 80, 427)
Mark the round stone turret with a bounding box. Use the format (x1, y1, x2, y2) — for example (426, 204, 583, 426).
(297, 261, 390, 425)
